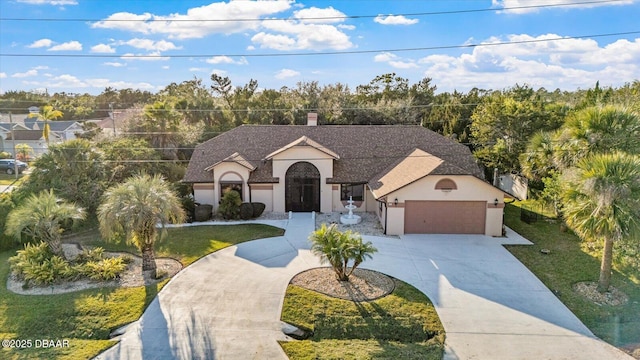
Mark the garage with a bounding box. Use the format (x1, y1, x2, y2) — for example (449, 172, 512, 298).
(404, 200, 486, 234)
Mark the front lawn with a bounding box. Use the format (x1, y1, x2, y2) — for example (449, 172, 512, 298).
(0, 223, 284, 359)
(0, 173, 27, 186)
(280, 281, 445, 360)
(504, 202, 640, 352)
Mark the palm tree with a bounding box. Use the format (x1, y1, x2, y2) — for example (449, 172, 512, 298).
(562, 152, 640, 292)
(556, 106, 640, 168)
(4, 189, 85, 259)
(28, 105, 63, 144)
(97, 174, 185, 278)
(309, 223, 377, 281)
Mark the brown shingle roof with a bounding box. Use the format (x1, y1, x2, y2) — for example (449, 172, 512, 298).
(184, 125, 483, 185)
(369, 148, 444, 198)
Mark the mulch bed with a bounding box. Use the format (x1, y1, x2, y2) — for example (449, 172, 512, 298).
(290, 267, 395, 302)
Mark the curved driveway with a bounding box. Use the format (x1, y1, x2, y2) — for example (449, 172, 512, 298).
(97, 213, 631, 360)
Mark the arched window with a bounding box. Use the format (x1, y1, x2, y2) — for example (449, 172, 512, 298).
(435, 178, 457, 192)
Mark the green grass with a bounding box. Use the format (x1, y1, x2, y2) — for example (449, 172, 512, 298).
(0, 223, 285, 359)
(0, 173, 27, 186)
(504, 201, 640, 349)
(279, 282, 445, 360)
(77, 224, 285, 266)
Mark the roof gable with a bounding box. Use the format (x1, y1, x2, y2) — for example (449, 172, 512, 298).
(369, 148, 444, 198)
(204, 152, 256, 172)
(264, 136, 339, 160)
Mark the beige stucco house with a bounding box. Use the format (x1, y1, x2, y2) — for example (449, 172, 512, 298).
(184, 122, 510, 236)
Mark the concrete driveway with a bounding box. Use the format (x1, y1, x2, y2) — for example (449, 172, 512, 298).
(97, 214, 631, 360)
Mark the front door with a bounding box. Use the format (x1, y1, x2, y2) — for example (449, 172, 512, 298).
(285, 162, 320, 212)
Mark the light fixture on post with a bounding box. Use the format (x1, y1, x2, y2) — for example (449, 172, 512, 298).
(494, 198, 499, 207)
(394, 198, 399, 206)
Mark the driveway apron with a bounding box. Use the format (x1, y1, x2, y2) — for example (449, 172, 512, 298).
(97, 215, 632, 360)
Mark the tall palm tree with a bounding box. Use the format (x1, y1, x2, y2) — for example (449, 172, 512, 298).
(28, 105, 63, 144)
(309, 224, 377, 281)
(97, 174, 185, 278)
(556, 106, 640, 168)
(4, 189, 85, 259)
(562, 152, 640, 292)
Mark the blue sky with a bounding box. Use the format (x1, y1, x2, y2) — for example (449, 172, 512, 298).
(1, 0, 639, 96)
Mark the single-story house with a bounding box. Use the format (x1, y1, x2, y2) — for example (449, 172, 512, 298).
(184, 120, 510, 236)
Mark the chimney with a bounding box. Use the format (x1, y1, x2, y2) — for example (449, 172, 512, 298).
(307, 112, 318, 126)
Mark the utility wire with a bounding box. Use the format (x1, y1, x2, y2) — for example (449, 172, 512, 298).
(1, 31, 639, 59)
(0, 0, 629, 22)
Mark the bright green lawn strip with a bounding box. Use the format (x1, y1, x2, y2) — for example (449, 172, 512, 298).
(1, 224, 285, 359)
(504, 202, 640, 347)
(280, 282, 445, 360)
(78, 224, 285, 266)
(0, 173, 27, 186)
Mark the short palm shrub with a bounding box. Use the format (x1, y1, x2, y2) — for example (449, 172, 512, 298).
(309, 224, 378, 281)
(218, 189, 242, 220)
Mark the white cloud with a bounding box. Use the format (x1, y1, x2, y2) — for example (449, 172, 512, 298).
(92, 1, 292, 39)
(417, 34, 640, 91)
(91, 44, 116, 53)
(12, 69, 39, 78)
(493, 0, 635, 14)
(27, 38, 53, 48)
(293, 6, 346, 24)
(23, 74, 157, 90)
(103, 62, 126, 67)
(374, 15, 419, 25)
(121, 52, 170, 61)
(275, 68, 301, 79)
(117, 38, 181, 51)
(48, 41, 82, 51)
(374, 52, 418, 69)
(211, 69, 228, 76)
(162, 66, 170, 70)
(17, 0, 77, 5)
(34, 65, 49, 70)
(189, 67, 209, 72)
(253, 20, 352, 50)
(0, 73, 7, 79)
(338, 24, 356, 30)
(205, 56, 248, 65)
(374, 52, 398, 62)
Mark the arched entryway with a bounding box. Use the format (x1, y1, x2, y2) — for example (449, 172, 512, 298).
(285, 162, 320, 212)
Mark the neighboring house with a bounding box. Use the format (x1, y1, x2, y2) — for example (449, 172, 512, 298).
(184, 120, 512, 236)
(22, 118, 85, 141)
(5, 130, 61, 157)
(0, 114, 87, 155)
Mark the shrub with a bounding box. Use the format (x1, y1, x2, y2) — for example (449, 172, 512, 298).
(251, 202, 266, 218)
(9, 242, 127, 285)
(239, 202, 254, 220)
(81, 257, 127, 281)
(0, 151, 12, 159)
(76, 247, 105, 263)
(218, 189, 241, 220)
(9, 243, 71, 286)
(9, 242, 52, 278)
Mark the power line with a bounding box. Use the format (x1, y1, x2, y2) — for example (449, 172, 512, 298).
(1, 30, 639, 59)
(0, 0, 629, 22)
